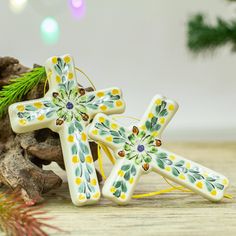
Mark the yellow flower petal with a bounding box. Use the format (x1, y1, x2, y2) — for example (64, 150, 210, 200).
(92, 192, 100, 199)
(52, 57, 57, 64)
(100, 104, 107, 111)
(155, 99, 162, 105)
(118, 170, 124, 177)
(110, 186, 116, 193)
(68, 72, 73, 80)
(211, 189, 217, 196)
(64, 56, 71, 64)
(97, 92, 105, 98)
(148, 113, 154, 119)
(81, 132, 87, 142)
(168, 104, 175, 111)
(68, 135, 74, 142)
(222, 179, 228, 185)
(98, 117, 105, 123)
(92, 130, 98, 135)
(129, 177, 134, 184)
(165, 166, 171, 171)
(105, 136, 113, 142)
(185, 162, 191, 169)
(56, 75, 61, 83)
(72, 155, 79, 164)
(169, 155, 176, 161)
(159, 117, 165, 124)
(78, 194, 85, 200)
(37, 115, 45, 121)
(17, 105, 25, 112)
(179, 173, 186, 180)
(111, 123, 118, 130)
(196, 182, 203, 189)
(85, 155, 93, 164)
(115, 100, 123, 107)
(151, 131, 159, 137)
(75, 177, 82, 185)
(111, 89, 119, 95)
(90, 178, 97, 186)
(19, 119, 26, 126)
(120, 193, 126, 199)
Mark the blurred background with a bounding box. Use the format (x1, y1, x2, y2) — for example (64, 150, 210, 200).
(0, 0, 235, 141)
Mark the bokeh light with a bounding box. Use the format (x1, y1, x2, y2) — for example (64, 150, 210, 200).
(9, 0, 28, 13)
(69, 0, 86, 19)
(40, 17, 60, 45)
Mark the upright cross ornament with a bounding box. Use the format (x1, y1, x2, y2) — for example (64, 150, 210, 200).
(88, 95, 229, 204)
(8, 54, 125, 206)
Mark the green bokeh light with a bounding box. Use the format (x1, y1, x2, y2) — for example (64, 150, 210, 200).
(40, 17, 60, 45)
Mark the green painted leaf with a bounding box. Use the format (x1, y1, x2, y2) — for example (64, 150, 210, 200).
(78, 182, 85, 193)
(152, 124, 161, 131)
(25, 105, 37, 111)
(172, 167, 180, 177)
(145, 120, 151, 130)
(206, 177, 216, 182)
(72, 144, 77, 155)
(124, 143, 131, 151)
(79, 150, 85, 162)
(193, 173, 204, 180)
(215, 183, 224, 190)
(113, 189, 121, 198)
(121, 164, 130, 171)
(124, 171, 130, 181)
(74, 121, 83, 132)
(187, 174, 196, 183)
(84, 171, 90, 182)
(75, 165, 82, 177)
(205, 181, 214, 192)
(175, 160, 185, 167)
(113, 137, 125, 144)
(121, 182, 127, 193)
(157, 152, 167, 159)
(86, 163, 93, 174)
(68, 124, 75, 134)
(144, 155, 152, 163)
(86, 103, 98, 110)
(160, 109, 168, 117)
(110, 130, 120, 137)
(157, 159, 165, 169)
(46, 110, 55, 118)
(131, 165, 137, 176)
(114, 181, 122, 188)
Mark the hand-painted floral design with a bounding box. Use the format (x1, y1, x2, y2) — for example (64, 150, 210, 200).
(89, 96, 228, 202)
(11, 55, 125, 205)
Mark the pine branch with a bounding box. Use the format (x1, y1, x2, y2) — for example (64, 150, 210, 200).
(187, 14, 236, 53)
(0, 191, 62, 236)
(0, 67, 47, 118)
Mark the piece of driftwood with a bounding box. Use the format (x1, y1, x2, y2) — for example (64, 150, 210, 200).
(0, 57, 101, 205)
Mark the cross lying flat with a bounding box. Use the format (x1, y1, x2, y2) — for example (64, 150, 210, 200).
(9, 54, 125, 206)
(88, 95, 229, 204)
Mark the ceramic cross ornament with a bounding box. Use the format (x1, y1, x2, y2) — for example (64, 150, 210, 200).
(8, 54, 125, 206)
(88, 95, 229, 204)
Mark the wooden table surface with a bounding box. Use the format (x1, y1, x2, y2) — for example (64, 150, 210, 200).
(44, 142, 236, 236)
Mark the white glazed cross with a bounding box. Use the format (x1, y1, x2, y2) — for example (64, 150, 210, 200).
(8, 54, 125, 206)
(88, 95, 229, 204)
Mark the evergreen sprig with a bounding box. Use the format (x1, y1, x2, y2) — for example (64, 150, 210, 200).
(0, 67, 47, 118)
(187, 14, 236, 53)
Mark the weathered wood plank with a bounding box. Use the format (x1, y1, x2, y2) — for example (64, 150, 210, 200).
(43, 142, 236, 235)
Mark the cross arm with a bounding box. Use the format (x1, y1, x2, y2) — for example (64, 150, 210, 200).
(8, 98, 56, 133)
(138, 95, 178, 137)
(84, 87, 125, 119)
(151, 148, 229, 201)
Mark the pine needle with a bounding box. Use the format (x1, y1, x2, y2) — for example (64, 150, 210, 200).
(0, 67, 47, 118)
(187, 14, 236, 53)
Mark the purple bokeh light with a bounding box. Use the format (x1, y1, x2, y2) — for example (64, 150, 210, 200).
(68, 0, 86, 20)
